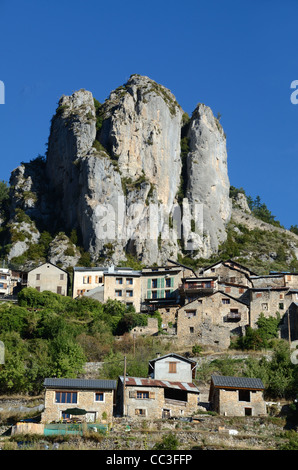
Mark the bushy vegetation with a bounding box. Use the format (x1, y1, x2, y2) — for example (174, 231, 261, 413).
(0, 288, 161, 395)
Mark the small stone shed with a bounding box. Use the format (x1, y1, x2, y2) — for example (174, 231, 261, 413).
(41, 378, 117, 423)
(208, 375, 266, 417)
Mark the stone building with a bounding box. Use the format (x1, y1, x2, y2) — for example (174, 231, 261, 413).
(115, 353, 199, 419)
(199, 259, 255, 287)
(116, 376, 199, 419)
(208, 375, 266, 416)
(27, 262, 69, 296)
(176, 291, 250, 349)
(41, 378, 117, 423)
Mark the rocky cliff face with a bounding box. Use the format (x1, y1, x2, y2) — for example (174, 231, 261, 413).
(6, 74, 232, 267)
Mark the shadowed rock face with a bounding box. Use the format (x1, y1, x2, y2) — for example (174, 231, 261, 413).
(7, 75, 232, 266)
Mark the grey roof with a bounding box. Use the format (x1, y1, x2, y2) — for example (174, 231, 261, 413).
(43, 378, 117, 390)
(211, 375, 264, 390)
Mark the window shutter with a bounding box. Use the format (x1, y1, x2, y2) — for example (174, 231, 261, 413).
(147, 290, 151, 299)
(161, 278, 165, 288)
(157, 278, 160, 288)
(170, 277, 174, 287)
(161, 290, 165, 298)
(147, 278, 151, 289)
(149, 391, 155, 399)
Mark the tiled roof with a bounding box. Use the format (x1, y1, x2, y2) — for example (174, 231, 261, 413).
(211, 375, 264, 390)
(43, 378, 117, 390)
(120, 376, 199, 393)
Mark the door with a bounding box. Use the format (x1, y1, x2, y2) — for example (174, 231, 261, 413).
(85, 412, 96, 422)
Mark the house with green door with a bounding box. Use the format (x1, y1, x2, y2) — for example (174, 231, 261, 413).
(140, 260, 196, 315)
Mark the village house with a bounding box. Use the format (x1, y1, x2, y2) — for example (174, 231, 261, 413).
(41, 378, 117, 423)
(208, 375, 266, 416)
(73, 265, 142, 311)
(115, 353, 199, 420)
(0, 268, 11, 296)
(176, 291, 250, 349)
(27, 262, 69, 296)
(103, 266, 142, 311)
(199, 259, 256, 286)
(140, 260, 196, 313)
(72, 266, 106, 298)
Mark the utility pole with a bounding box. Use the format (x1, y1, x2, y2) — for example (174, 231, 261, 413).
(123, 355, 127, 416)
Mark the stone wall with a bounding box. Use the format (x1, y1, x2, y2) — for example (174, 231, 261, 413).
(124, 386, 198, 420)
(41, 388, 114, 423)
(213, 389, 266, 417)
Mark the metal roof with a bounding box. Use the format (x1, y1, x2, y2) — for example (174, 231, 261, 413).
(43, 378, 117, 390)
(211, 375, 264, 390)
(119, 376, 199, 393)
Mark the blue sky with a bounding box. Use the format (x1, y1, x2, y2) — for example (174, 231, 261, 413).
(0, 0, 298, 228)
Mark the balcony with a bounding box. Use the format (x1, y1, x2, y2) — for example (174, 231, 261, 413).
(224, 311, 241, 322)
(179, 281, 216, 297)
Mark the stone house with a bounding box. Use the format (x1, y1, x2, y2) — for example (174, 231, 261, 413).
(116, 376, 199, 419)
(41, 378, 117, 423)
(199, 259, 255, 287)
(176, 291, 250, 349)
(208, 375, 266, 416)
(27, 262, 69, 296)
(115, 353, 199, 419)
(249, 287, 291, 328)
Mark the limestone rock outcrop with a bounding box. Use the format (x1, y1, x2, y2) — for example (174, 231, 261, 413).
(6, 74, 232, 267)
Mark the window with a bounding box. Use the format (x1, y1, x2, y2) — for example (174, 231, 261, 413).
(165, 278, 171, 288)
(261, 303, 268, 310)
(36, 274, 40, 280)
(115, 290, 122, 297)
(238, 389, 250, 402)
(165, 290, 171, 298)
(152, 279, 158, 288)
(152, 291, 158, 299)
(185, 310, 196, 318)
(60, 274, 64, 280)
(57, 286, 62, 294)
(135, 409, 146, 416)
(279, 303, 284, 310)
(137, 391, 149, 399)
(190, 327, 194, 333)
(126, 278, 133, 285)
(116, 278, 123, 284)
(55, 391, 77, 404)
(95, 276, 103, 283)
(126, 290, 133, 297)
(222, 298, 230, 304)
(95, 392, 104, 402)
(169, 362, 177, 373)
